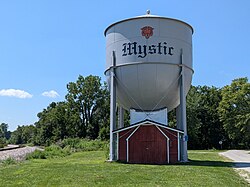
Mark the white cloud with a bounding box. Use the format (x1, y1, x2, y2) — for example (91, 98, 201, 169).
(0, 89, 33, 99)
(42, 90, 59, 98)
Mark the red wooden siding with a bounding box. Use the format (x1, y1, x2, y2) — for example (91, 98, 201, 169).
(129, 125, 167, 164)
(117, 123, 180, 164)
(118, 127, 136, 161)
(159, 127, 178, 163)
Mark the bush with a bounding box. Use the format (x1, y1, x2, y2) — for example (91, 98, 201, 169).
(26, 139, 109, 160)
(61, 138, 81, 150)
(26, 145, 71, 160)
(0, 157, 16, 166)
(44, 144, 71, 158)
(61, 138, 108, 152)
(26, 150, 46, 159)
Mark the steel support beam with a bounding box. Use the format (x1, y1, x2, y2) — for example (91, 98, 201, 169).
(109, 51, 116, 161)
(177, 50, 188, 162)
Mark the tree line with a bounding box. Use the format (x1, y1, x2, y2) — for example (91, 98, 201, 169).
(1, 75, 249, 149)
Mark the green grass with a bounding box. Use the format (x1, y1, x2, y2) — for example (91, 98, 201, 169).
(0, 150, 248, 187)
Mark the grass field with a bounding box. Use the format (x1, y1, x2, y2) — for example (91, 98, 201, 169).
(0, 150, 249, 187)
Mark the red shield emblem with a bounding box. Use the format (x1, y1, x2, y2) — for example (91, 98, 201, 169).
(141, 26, 154, 39)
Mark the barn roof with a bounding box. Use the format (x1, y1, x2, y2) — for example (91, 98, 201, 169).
(113, 119, 184, 134)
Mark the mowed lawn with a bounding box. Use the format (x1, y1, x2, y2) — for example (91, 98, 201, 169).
(0, 150, 248, 187)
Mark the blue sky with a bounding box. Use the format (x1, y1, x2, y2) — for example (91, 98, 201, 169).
(0, 0, 249, 131)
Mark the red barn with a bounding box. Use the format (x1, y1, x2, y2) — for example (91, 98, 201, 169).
(113, 120, 184, 164)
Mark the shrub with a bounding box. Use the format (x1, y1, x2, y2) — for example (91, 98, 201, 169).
(26, 145, 71, 160)
(26, 139, 109, 160)
(61, 138, 108, 152)
(44, 144, 71, 158)
(1, 157, 16, 166)
(26, 150, 46, 159)
(61, 138, 81, 150)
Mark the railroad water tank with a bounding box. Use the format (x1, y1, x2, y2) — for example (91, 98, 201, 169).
(104, 13, 194, 111)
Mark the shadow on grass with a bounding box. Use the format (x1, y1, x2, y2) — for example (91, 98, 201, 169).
(114, 159, 250, 169)
(181, 159, 233, 167)
(180, 160, 250, 168)
(234, 162, 250, 168)
(114, 160, 232, 167)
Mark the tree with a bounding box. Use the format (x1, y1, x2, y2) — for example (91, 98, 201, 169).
(0, 123, 11, 139)
(66, 75, 104, 139)
(95, 82, 110, 140)
(218, 77, 250, 148)
(167, 86, 203, 149)
(9, 125, 36, 145)
(186, 86, 202, 149)
(35, 102, 79, 145)
(173, 85, 226, 150)
(0, 123, 11, 147)
(196, 86, 225, 149)
(33, 75, 109, 145)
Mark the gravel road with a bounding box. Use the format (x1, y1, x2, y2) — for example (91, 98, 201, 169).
(0, 146, 42, 161)
(219, 150, 250, 183)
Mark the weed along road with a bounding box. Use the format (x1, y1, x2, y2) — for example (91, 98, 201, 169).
(220, 150, 250, 183)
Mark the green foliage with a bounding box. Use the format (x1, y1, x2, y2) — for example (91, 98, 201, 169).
(196, 86, 225, 149)
(66, 75, 106, 139)
(61, 138, 108, 152)
(33, 75, 110, 146)
(26, 139, 108, 160)
(218, 77, 250, 148)
(0, 157, 17, 166)
(0, 138, 7, 148)
(98, 125, 110, 140)
(169, 85, 225, 149)
(9, 125, 36, 145)
(26, 150, 46, 159)
(5, 75, 249, 150)
(0, 151, 248, 186)
(184, 78, 249, 149)
(26, 145, 71, 160)
(34, 102, 75, 145)
(0, 123, 11, 141)
(43, 144, 71, 158)
(186, 86, 202, 149)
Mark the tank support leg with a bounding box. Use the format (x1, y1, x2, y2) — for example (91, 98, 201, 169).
(109, 51, 116, 161)
(177, 51, 188, 162)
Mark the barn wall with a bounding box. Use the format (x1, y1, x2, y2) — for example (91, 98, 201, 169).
(160, 127, 178, 163)
(118, 127, 136, 162)
(117, 124, 181, 164)
(129, 125, 167, 164)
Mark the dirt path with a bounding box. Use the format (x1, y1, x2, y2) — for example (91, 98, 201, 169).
(0, 146, 42, 161)
(219, 150, 250, 184)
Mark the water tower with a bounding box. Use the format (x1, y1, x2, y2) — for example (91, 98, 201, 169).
(105, 11, 193, 164)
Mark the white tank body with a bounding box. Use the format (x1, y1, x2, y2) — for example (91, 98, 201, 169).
(105, 14, 194, 111)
